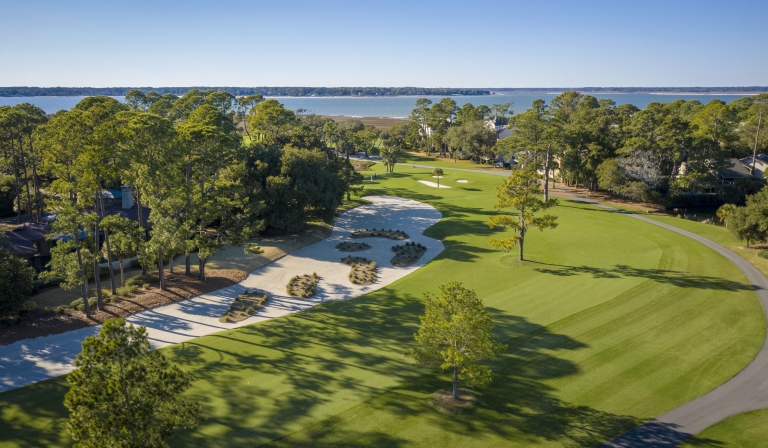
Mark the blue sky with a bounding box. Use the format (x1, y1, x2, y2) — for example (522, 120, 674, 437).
(0, 0, 765, 87)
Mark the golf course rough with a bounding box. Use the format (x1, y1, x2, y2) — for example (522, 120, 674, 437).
(0, 164, 763, 448)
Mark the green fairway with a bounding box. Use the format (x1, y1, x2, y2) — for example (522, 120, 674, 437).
(681, 409, 768, 447)
(399, 151, 509, 172)
(0, 163, 763, 447)
(638, 213, 768, 279)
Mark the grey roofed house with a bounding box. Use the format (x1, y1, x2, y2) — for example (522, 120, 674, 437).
(739, 154, 767, 179)
(721, 158, 759, 184)
(1, 193, 148, 271)
(2, 222, 55, 271)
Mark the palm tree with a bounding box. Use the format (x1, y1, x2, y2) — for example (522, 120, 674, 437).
(716, 203, 737, 228)
(433, 167, 444, 187)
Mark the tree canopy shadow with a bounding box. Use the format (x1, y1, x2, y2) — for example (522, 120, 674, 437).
(530, 262, 753, 292)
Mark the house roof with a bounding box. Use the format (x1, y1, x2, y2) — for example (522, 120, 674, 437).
(3, 232, 38, 256)
(2, 222, 51, 257)
(99, 189, 123, 199)
(721, 158, 755, 179)
(103, 204, 150, 227)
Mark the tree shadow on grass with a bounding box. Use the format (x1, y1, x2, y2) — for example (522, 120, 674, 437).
(600, 420, 724, 447)
(530, 261, 753, 292)
(253, 308, 725, 447)
(0, 297, 726, 448)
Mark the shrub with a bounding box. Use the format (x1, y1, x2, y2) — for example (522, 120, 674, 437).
(0, 247, 35, 319)
(70, 297, 98, 312)
(32, 277, 64, 294)
(116, 285, 139, 296)
(759, 251, 768, 260)
(125, 274, 157, 288)
(54, 305, 71, 316)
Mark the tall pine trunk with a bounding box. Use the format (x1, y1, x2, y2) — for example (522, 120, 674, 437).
(185, 163, 192, 275)
(158, 247, 166, 290)
(28, 139, 43, 221)
(12, 151, 22, 224)
(99, 196, 117, 295)
(19, 138, 35, 222)
(518, 228, 525, 261)
(135, 187, 147, 275)
(543, 143, 551, 202)
(75, 239, 90, 317)
(93, 191, 103, 310)
(751, 111, 762, 175)
(198, 253, 207, 281)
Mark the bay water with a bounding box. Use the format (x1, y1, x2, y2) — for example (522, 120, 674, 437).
(0, 93, 754, 117)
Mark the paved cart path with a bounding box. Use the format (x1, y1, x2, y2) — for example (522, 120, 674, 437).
(399, 161, 768, 445)
(0, 196, 443, 392)
(558, 193, 768, 447)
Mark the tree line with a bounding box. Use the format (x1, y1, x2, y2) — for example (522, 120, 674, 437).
(401, 92, 768, 208)
(491, 87, 768, 94)
(0, 89, 387, 318)
(0, 86, 490, 97)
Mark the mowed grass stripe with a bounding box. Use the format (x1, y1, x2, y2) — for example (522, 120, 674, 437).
(0, 164, 762, 447)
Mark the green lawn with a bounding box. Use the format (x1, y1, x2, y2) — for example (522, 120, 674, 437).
(0, 164, 763, 447)
(399, 151, 509, 172)
(637, 213, 768, 279)
(681, 409, 768, 447)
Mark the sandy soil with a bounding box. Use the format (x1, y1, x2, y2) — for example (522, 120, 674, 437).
(418, 180, 451, 188)
(0, 269, 247, 346)
(5, 224, 333, 345)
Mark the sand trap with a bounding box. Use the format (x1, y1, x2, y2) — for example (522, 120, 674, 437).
(456, 180, 468, 183)
(431, 175, 444, 178)
(0, 196, 444, 392)
(418, 180, 451, 189)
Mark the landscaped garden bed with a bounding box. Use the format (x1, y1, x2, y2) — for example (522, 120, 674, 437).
(286, 273, 320, 298)
(390, 242, 427, 267)
(350, 228, 409, 240)
(341, 256, 378, 285)
(219, 290, 269, 323)
(335, 241, 371, 252)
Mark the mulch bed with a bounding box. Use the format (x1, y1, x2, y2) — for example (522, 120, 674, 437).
(341, 256, 377, 285)
(391, 243, 427, 267)
(286, 273, 320, 298)
(429, 389, 479, 414)
(0, 269, 247, 346)
(336, 242, 371, 252)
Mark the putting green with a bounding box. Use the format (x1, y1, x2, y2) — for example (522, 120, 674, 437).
(0, 164, 763, 447)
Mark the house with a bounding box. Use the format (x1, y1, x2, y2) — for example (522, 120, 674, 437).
(720, 157, 762, 185)
(739, 154, 767, 179)
(492, 153, 517, 169)
(2, 185, 148, 271)
(486, 118, 511, 140)
(2, 222, 54, 271)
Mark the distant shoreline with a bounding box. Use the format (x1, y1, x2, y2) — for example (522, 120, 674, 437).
(1, 87, 766, 98)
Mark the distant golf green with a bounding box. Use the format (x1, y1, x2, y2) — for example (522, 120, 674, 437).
(0, 163, 763, 447)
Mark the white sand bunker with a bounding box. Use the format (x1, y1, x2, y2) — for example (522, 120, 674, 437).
(456, 180, 468, 183)
(0, 196, 444, 392)
(418, 180, 451, 188)
(431, 175, 444, 178)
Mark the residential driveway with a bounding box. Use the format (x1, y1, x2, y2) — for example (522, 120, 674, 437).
(0, 196, 443, 392)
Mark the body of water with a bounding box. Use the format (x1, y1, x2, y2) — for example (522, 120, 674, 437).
(0, 93, 755, 117)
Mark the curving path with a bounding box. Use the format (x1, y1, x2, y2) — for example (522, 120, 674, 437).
(0, 196, 443, 393)
(559, 193, 768, 447)
(404, 161, 768, 444)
